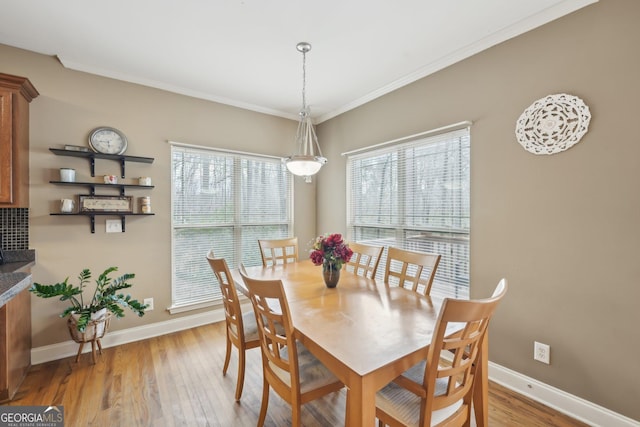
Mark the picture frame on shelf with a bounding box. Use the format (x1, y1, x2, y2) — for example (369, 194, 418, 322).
(78, 195, 133, 213)
(63, 144, 91, 153)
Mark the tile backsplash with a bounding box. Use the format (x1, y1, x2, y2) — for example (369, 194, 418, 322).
(0, 208, 29, 250)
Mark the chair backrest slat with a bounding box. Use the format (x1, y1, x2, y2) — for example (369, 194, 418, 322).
(239, 269, 301, 391)
(383, 246, 441, 295)
(422, 279, 507, 420)
(206, 252, 245, 342)
(345, 242, 384, 279)
(258, 237, 299, 267)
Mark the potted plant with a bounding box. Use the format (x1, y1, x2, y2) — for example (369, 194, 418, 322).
(30, 266, 148, 340)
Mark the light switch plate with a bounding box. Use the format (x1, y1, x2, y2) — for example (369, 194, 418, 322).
(106, 219, 122, 233)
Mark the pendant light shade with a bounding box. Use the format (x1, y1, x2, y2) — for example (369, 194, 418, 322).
(285, 106, 327, 176)
(284, 42, 327, 178)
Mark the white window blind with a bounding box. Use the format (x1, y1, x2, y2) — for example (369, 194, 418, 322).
(346, 127, 470, 299)
(171, 144, 293, 311)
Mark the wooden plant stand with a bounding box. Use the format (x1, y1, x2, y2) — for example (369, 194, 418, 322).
(67, 312, 111, 364)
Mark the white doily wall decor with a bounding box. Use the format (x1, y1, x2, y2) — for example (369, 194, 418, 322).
(515, 93, 591, 155)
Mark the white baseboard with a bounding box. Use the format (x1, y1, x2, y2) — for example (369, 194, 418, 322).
(31, 311, 639, 427)
(489, 362, 639, 427)
(31, 307, 227, 365)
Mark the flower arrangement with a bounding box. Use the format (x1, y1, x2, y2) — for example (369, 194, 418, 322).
(310, 233, 354, 271)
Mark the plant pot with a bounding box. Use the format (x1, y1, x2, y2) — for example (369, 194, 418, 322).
(67, 308, 111, 343)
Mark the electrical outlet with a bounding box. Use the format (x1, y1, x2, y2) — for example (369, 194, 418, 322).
(105, 219, 122, 233)
(534, 341, 550, 364)
(144, 298, 154, 311)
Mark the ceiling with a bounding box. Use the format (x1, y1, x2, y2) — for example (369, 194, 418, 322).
(0, 0, 595, 123)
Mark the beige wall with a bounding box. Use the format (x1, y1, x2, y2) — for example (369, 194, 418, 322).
(0, 43, 318, 346)
(316, 0, 640, 420)
(1, 0, 639, 421)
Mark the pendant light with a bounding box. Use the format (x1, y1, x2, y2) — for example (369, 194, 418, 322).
(284, 42, 327, 179)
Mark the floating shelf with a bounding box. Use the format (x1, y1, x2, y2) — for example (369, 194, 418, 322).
(49, 147, 155, 233)
(50, 212, 155, 233)
(49, 180, 154, 196)
(49, 148, 154, 178)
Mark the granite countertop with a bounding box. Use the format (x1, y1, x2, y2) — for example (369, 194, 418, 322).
(0, 250, 36, 307)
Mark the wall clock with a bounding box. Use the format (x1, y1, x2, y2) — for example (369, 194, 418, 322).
(515, 93, 591, 155)
(88, 126, 128, 155)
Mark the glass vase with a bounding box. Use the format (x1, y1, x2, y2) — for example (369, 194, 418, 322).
(322, 262, 340, 288)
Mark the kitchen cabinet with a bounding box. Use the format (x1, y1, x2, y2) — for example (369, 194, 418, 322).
(0, 261, 33, 402)
(0, 73, 39, 207)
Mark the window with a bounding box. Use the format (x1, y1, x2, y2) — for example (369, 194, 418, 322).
(346, 126, 470, 299)
(170, 144, 293, 312)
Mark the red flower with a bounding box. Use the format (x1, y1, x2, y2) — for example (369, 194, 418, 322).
(309, 233, 353, 269)
(310, 250, 325, 265)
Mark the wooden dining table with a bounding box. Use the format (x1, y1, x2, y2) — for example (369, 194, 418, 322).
(232, 260, 489, 427)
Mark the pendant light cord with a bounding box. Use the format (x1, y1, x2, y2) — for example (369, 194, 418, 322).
(301, 47, 307, 112)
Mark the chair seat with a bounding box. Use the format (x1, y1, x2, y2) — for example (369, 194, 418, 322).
(241, 311, 259, 342)
(271, 341, 341, 394)
(241, 305, 286, 338)
(376, 361, 463, 427)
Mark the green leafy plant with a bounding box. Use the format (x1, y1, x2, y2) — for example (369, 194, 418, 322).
(30, 266, 147, 332)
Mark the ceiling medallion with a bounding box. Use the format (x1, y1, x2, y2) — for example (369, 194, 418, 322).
(515, 93, 591, 155)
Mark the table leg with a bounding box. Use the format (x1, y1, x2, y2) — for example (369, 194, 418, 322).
(473, 332, 489, 426)
(345, 377, 377, 427)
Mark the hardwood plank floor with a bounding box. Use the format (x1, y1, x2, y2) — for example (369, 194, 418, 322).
(7, 321, 589, 426)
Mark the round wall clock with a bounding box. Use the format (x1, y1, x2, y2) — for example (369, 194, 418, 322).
(515, 93, 591, 155)
(88, 127, 128, 155)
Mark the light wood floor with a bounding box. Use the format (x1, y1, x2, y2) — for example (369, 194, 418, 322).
(9, 321, 589, 426)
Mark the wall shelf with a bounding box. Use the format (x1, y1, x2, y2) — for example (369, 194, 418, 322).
(50, 212, 155, 234)
(49, 147, 155, 233)
(49, 180, 154, 196)
(49, 148, 154, 178)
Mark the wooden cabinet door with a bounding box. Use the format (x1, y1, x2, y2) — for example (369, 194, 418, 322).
(0, 286, 32, 402)
(0, 90, 13, 204)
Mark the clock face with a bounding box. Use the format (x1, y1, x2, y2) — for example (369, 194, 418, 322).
(89, 127, 128, 155)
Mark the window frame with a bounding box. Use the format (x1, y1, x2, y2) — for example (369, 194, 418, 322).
(169, 142, 294, 313)
(345, 125, 470, 299)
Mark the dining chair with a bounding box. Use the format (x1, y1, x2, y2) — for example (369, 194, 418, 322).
(345, 241, 384, 279)
(258, 237, 299, 266)
(375, 278, 508, 427)
(383, 246, 441, 296)
(239, 267, 344, 427)
(206, 251, 260, 401)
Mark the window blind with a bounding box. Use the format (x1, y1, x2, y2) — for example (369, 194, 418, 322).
(171, 144, 293, 310)
(346, 127, 470, 299)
